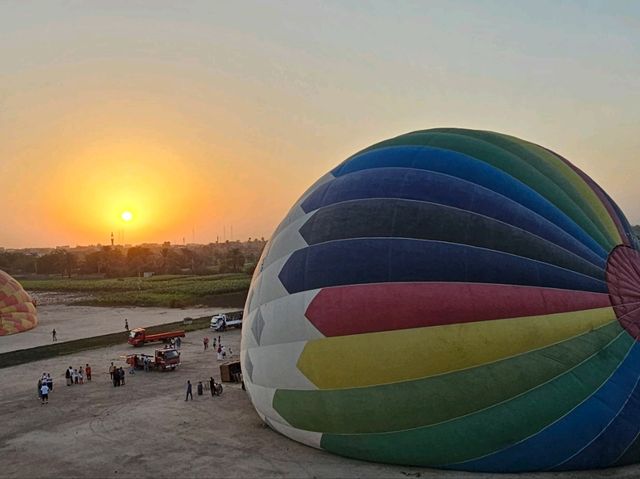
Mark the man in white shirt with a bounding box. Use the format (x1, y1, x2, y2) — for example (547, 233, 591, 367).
(40, 384, 49, 404)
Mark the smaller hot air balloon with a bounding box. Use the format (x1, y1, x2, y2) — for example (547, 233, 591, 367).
(0, 270, 38, 336)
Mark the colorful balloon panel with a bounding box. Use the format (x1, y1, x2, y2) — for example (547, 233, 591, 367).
(240, 128, 640, 472)
(0, 270, 38, 335)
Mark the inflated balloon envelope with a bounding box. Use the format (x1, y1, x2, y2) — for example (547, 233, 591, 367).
(240, 128, 640, 472)
(0, 269, 38, 335)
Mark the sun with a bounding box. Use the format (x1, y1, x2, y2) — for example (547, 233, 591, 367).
(121, 211, 133, 222)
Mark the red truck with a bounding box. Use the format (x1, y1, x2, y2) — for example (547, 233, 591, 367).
(127, 348, 181, 371)
(128, 328, 185, 347)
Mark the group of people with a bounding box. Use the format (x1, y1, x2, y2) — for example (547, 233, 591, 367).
(203, 335, 221, 351)
(37, 373, 53, 404)
(203, 335, 232, 360)
(109, 362, 126, 387)
(127, 354, 157, 372)
(65, 364, 92, 386)
(185, 377, 222, 401)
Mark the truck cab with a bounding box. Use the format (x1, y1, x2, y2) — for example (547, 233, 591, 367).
(155, 348, 180, 370)
(128, 328, 146, 346)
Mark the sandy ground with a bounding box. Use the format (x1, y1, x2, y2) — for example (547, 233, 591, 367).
(1, 328, 640, 478)
(0, 305, 233, 354)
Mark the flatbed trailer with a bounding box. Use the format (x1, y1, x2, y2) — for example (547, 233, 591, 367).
(128, 328, 185, 347)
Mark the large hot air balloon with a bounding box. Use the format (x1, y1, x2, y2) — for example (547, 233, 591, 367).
(0, 270, 38, 335)
(240, 128, 640, 472)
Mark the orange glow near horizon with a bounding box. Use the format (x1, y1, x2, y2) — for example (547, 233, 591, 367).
(41, 139, 209, 246)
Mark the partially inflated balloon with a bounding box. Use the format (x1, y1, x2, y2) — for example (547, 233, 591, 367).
(241, 128, 640, 472)
(0, 270, 38, 335)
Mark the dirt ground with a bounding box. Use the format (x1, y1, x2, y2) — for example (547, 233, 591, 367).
(2, 326, 640, 478)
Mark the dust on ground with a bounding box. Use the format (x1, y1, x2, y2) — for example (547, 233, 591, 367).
(1, 330, 640, 478)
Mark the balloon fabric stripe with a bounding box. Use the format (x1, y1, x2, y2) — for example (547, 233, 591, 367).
(448, 341, 640, 472)
(333, 145, 607, 258)
(300, 199, 606, 275)
(358, 130, 614, 251)
(297, 307, 615, 388)
(274, 320, 621, 433)
(319, 331, 633, 467)
(302, 168, 608, 262)
(305, 283, 610, 337)
(278, 239, 608, 295)
(443, 129, 622, 247)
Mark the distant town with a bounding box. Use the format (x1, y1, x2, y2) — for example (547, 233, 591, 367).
(0, 238, 267, 278)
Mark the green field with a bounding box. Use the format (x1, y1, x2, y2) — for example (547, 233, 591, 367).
(19, 274, 251, 308)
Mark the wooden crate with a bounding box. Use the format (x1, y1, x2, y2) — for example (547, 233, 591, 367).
(220, 360, 241, 382)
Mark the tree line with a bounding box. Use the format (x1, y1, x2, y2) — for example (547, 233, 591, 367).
(0, 240, 266, 278)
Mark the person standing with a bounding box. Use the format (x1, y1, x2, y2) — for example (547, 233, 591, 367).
(203, 336, 209, 351)
(52, 329, 57, 342)
(175, 337, 181, 349)
(40, 383, 49, 405)
(109, 362, 115, 381)
(65, 366, 72, 386)
(85, 364, 92, 381)
(125, 318, 129, 331)
(119, 367, 125, 386)
(185, 380, 193, 401)
(209, 377, 216, 397)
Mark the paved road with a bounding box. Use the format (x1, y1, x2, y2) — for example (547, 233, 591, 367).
(0, 304, 234, 354)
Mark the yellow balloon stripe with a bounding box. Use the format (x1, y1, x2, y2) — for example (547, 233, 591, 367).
(297, 307, 616, 389)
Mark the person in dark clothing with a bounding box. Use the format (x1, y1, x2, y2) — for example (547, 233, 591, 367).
(185, 380, 193, 401)
(119, 367, 125, 385)
(209, 377, 216, 397)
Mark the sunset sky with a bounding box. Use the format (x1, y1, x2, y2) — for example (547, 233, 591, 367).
(1, 1, 639, 248)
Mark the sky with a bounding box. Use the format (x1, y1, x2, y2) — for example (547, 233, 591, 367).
(1, 0, 639, 248)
